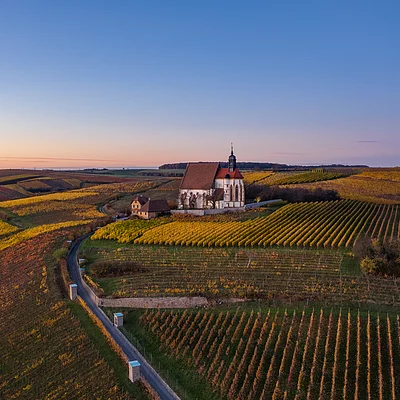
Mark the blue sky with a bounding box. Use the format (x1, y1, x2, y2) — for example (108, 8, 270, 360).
(0, 0, 399, 167)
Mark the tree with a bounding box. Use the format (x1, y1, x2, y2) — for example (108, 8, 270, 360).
(354, 236, 400, 276)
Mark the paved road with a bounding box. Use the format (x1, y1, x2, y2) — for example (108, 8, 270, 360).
(67, 235, 180, 400)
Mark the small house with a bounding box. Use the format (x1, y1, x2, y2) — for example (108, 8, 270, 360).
(137, 199, 170, 219)
(131, 195, 149, 215)
(131, 196, 170, 219)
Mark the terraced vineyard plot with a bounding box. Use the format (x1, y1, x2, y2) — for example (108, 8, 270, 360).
(131, 307, 400, 400)
(85, 246, 347, 298)
(99, 200, 399, 248)
(84, 244, 400, 305)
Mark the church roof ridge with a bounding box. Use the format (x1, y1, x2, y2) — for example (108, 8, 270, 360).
(180, 162, 220, 190)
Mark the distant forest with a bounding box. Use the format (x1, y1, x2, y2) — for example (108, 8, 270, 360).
(159, 162, 368, 171)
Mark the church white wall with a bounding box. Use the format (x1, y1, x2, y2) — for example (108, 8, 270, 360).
(179, 177, 245, 210)
(215, 178, 245, 208)
(178, 189, 212, 209)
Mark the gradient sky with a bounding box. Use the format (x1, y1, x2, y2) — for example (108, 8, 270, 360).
(0, 1, 399, 168)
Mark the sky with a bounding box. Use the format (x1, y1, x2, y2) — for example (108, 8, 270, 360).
(0, 1, 399, 168)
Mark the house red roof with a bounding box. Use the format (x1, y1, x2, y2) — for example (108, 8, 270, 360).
(215, 168, 244, 179)
(180, 162, 220, 190)
(140, 199, 170, 213)
(132, 195, 149, 206)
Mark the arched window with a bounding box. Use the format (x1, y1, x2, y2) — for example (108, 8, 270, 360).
(230, 185, 233, 202)
(235, 185, 239, 202)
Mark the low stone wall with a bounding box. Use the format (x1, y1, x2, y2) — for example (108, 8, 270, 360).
(171, 209, 206, 216)
(81, 269, 246, 309)
(171, 207, 245, 216)
(98, 296, 209, 308)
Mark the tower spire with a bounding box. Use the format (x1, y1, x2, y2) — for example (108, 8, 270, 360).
(228, 143, 236, 172)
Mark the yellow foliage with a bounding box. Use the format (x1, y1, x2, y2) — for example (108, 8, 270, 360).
(0, 220, 18, 236)
(288, 170, 400, 204)
(0, 190, 99, 208)
(0, 220, 92, 252)
(243, 171, 274, 184)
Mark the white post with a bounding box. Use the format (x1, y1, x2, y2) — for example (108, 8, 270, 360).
(69, 283, 78, 300)
(128, 360, 141, 382)
(114, 312, 123, 327)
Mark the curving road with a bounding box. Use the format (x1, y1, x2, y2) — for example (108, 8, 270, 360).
(67, 235, 180, 400)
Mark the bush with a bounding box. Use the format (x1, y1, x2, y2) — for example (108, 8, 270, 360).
(360, 257, 379, 274)
(354, 236, 400, 276)
(53, 247, 68, 261)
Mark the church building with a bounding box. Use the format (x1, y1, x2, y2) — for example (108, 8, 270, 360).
(178, 147, 245, 210)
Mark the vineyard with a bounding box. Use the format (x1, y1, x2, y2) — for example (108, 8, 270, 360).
(133, 307, 400, 400)
(2, 167, 400, 398)
(287, 170, 400, 204)
(81, 243, 400, 305)
(0, 231, 137, 399)
(92, 200, 400, 249)
(260, 170, 355, 186)
(243, 171, 274, 185)
(0, 168, 160, 201)
(0, 179, 161, 398)
(0, 180, 158, 226)
(0, 219, 18, 236)
(91, 218, 170, 243)
(0, 220, 93, 252)
(84, 245, 344, 298)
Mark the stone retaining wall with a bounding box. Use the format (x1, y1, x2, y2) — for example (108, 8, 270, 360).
(81, 270, 246, 309)
(98, 296, 209, 308)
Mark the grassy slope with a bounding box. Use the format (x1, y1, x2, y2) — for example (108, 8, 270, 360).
(68, 302, 149, 400)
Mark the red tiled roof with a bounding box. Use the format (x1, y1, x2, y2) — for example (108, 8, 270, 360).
(215, 168, 244, 179)
(140, 199, 170, 213)
(180, 162, 220, 190)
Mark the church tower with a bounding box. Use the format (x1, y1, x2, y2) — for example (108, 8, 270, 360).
(228, 143, 237, 172)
